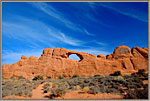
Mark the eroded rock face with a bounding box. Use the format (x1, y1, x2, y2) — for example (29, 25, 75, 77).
(2, 45, 148, 79)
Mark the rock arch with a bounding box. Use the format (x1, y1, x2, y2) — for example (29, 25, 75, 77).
(67, 52, 84, 62)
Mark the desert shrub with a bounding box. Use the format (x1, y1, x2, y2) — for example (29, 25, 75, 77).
(67, 79, 79, 86)
(94, 74, 101, 77)
(2, 82, 6, 86)
(80, 83, 90, 89)
(32, 75, 43, 81)
(88, 86, 99, 94)
(113, 76, 125, 84)
(122, 81, 134, 88)
(113, 76, 124, 81)
(83, 87, 89, 93)
(62, 82, 69, 89)
(131, 69, 146, 78)
(13, 84, 33, 97)
(137, 69, 146, 75)
(99, 86, 107, 93)
(46, 76, 51, 80)
(77, 80, 84, 85)
(143, 84, 148, 89)
(31, 82, 40, 89)
(111, 83, 120, 89)
(106, 88, 120, 94)
(51, 85, 67, 97)
(42, 83, 50, 93)
(72, 80, 79, 86)
(23, 89, 32, 97)
(32, 85, 37, 89)
(131, 72, 137, 76)
(110, 71, 122, 76)
(18, 75, 25, 80)
(132, 77, 143, 83)
(2, 89, 11, 97)
(88, 81, 96, 87)
(123, 75, 130, 80)
(124, 85, 148, 99)
(14, 88, 24, 96)
(128, 84, 137, 89)
(103, 81, 111, 86)
(118, 88, 124, 93)
(134, 83, 143, 88)
(52, 82, 60, 89)
(59, 75, 64, 79)
(10, 76, 15, 80)
(68, 86, 75, 90)
(142, 73, 148, 80)
(72, 74, 80, 78)
(43, 83, 50, 89)
(3, 83, 15, 90)
(75, 85, 81, 90)
(39, 80, 45, 84)
(84, 79, 90, 83)
(98, 83, 104, 87)
(2, 82, 17, 97)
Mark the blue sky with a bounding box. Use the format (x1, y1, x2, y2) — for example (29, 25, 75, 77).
(2, 2, 148, 64)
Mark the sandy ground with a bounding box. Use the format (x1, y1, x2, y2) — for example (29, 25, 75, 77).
(57, 90, 123, 99)
(3, 81, 123, 99)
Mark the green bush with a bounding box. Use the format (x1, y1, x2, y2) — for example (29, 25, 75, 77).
(46, 76, 51, 80)
(32, 75, 43, 81)
(138, 69, 146, 74)
(72, 74, 80, 78)
(137, 69, 146, 76)
(124, 85, 148, 99)
(18, 75, 25, 80)
(110, 71, 122, 76)
(94, 74, 101, 77)
(10, 76, 15, 80)
(59, 75, 64, 79)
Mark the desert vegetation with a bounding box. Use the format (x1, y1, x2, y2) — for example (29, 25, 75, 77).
(2, 69, 148, 99)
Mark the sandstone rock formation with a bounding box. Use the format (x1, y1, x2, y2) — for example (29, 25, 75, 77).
(2, 45, 148, 79)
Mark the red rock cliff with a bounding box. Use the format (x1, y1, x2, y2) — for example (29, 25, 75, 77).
(2, 45, 148, 79)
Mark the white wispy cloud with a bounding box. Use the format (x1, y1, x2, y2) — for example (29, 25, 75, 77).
(3, 16, 84, 47)
(83, 29, 95, 36)
(47, 29, 84, 46)
(94, 41, 107, 46)
(89, 2, 147, 23)
(68, 2, 111, 28)
(28, 2, 95, 36)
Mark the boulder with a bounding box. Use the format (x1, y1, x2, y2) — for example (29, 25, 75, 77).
(97, 54, 106, 59)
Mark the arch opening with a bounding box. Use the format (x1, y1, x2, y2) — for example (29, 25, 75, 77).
(69, 54, 81, 61)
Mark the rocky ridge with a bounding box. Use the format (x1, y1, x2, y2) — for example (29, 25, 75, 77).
(2, 45, 148, 79)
